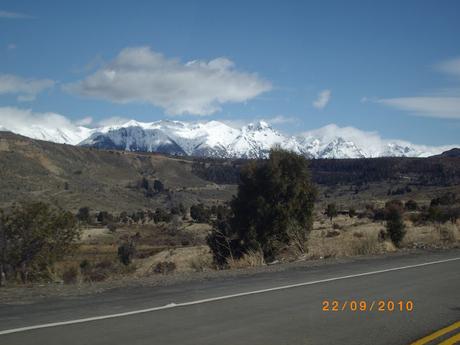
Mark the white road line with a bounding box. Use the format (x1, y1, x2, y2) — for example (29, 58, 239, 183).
(1, 256, 459, 336)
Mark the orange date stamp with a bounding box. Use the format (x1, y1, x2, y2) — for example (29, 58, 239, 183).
(322, 300, 414, 312)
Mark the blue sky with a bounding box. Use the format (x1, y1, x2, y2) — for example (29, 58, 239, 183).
(1, 0, 460, 145)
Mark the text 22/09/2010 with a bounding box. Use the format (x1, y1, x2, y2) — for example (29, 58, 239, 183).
(322, 300, 414, 312)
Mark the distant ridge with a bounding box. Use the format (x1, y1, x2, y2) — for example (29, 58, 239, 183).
(435, 148, 460, 158)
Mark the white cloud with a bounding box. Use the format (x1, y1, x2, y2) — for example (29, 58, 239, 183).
(0, 74, 55, 101)
(0, 10, 32, 19)
(313, 89, 331, 109)
(378, 57, 460, 119)
(65, 46, 272, 116)
(75, 116, 93, 126)
(7, 43, 16, 51)
(0, 107, 92, 144)
(300, 123, 456, 157)
(378, 97, 460, 119)
(437, 57, 460, 77)
(96, 116, 131, 127)
(264, 115, 296, 124)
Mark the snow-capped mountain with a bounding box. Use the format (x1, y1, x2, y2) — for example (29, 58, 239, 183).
(0, 118, 456, 159)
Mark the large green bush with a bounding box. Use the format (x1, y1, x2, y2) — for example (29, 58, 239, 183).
(207, 148, 316, 265)
(0, 202, 80, 283)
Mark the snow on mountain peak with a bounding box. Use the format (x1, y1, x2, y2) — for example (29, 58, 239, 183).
(0, 110, 457, 159)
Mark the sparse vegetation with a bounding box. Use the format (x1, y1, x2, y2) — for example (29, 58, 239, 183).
(0, 132, 458, 290)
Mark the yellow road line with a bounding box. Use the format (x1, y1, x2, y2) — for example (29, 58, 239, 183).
(410, 321, 460, 345)
(438, 333, 460, 345)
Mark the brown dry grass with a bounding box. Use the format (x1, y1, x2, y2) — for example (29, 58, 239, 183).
(135, 245, 213, 276)
(227, 250, 266, 269)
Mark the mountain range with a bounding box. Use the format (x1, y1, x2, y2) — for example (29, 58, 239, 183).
(0, 119, 456, 159)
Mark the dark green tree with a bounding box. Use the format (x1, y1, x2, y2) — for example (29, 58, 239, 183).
(76, 207, 91, 224)
(190, 204, 210, 223)
(325, 203, 337, 222)
(348, 207, 356, 218)
(208, 148, 316, 264)
(385, 204, 406, 247)
(0, 202, 80, 283)
(404, 199, 418, 211)
(153, 180, 165, 192)
(118, 241, 136, 265)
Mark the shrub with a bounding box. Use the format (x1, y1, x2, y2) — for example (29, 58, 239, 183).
(153, 180, 164, 192)
(79, 259, 91, 272)
(430, 192, 457, 207)
(0, 202, 80, 283)
(424, 206, 459, 224)
(153, 208, 172, 223)
(378, 229, 387, 242)
(62, 266, 79, 284)
(97, 211, 113, 226)
(405, 199, 418, 211)
(154, 261, 176, 274)
(117, 241, 136, 265)
(190, 204, 211, 223)
(207, 148, 316, 265)
(439, 226, 456, 243)
(348, 207, 356, 218)
(372, 208, 386, 222)
(83, 260, 115, 282)
(76, 207, 91, 223)
(326, 229, 341, 237)
(385, 205, 406, 247)
(325, 203, 337, 222)
(107, 223, 117, 233)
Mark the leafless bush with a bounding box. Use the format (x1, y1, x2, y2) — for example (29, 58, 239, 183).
(154, 261, 176, 274)
(61, 265, 79, 284)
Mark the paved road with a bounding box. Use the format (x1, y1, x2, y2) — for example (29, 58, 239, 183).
(0, 250, 459, 345)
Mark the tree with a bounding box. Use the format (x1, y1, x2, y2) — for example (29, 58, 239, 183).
(153, 180, 164, 193)
(118, 241, 135, 265)
(140, 177, 149, 190)
(0, 202, 80, 283)
(76, 207, 91, 224)
(208, 148, 316, 264)
(325, 203, 337, 222)
(190, 204, 210, 223)
(97, 211, 113, 225)
(348, 207, 356, 218)
(153, 208, 172, 223)
(405, 199, 418, 211)
(385, 204, 406, 247)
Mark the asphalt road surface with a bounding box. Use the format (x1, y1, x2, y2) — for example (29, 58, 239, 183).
(0, 249, 459, 345)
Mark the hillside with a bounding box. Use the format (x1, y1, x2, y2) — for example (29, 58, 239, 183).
(1, 131, 460, 213)
(0, 131, 234, 212)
